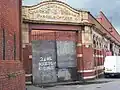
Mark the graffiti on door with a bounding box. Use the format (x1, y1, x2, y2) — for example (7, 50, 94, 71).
(38, 56, 56, 71)
(32, 40, 57, 84)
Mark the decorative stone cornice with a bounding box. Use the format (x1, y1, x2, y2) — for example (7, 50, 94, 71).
(22, 1, 89, 24)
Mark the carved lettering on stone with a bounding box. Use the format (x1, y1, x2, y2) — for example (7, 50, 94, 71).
(22, 2, 87, 23)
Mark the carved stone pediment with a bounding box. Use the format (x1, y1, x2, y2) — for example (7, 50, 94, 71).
(22, 1, 89, 23)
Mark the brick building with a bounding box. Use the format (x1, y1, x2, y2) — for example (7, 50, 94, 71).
(0, 0, 25, 90)
(22, 1, 120, 84)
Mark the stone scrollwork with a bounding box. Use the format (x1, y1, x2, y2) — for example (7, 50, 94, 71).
(22, 2, 87, 23)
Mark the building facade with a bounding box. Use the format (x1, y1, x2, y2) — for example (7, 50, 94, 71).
(22, 1, 120, 85)
(0, 0, 25, 90)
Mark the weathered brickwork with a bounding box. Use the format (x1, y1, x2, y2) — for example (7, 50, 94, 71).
(0, 0, 25, 90)
(0, 61, 25, 90)
(31, 30, 76, 41)
(1, 0, 21, 60)
(0, 30, 3, 60)
(5, 30, 14, 60)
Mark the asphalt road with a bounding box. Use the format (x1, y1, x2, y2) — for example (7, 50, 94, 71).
(27, 78, 120, 90)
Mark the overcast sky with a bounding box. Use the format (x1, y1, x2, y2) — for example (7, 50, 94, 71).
(23, 0, 120, 32)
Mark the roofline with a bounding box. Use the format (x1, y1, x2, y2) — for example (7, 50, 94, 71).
(89, 12, 120, 44)
(100, 11, 120, 39)
(22, 0, 89, 13)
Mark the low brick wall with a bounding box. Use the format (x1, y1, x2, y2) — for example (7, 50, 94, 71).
(0, 60, 25, 90)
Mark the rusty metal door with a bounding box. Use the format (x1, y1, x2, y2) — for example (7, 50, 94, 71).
(31, 30, 77, 84)
(31, 30, 57, 84)
(32, 40, 57, 84)
(56, 31, 77, 81)
(57, 41, 76, 67)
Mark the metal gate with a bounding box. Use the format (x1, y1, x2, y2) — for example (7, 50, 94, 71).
(31, 30, 77, 84)
(56, 31, 77, 81)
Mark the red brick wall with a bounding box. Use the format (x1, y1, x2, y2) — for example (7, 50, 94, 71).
(0, 0, 25, 90)
(0, 0, 21, 60)
(31, 30, 76, 41)
(82, 45, 95, 78)
(76, 31, 82, 72)
(0, 60, 25, 90)
(0, 30, 3, 60)
(82, 46, 94, 70)
(23, 44, 32, 82)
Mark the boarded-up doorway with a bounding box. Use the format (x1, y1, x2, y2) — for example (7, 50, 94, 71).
(31, 30, 77, 84)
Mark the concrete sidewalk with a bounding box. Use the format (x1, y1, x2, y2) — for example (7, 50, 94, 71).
(26, 78, 114, 90)
(26, 85, 47, 90)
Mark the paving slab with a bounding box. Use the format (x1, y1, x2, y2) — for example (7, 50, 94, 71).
(26, 85, 47, 90)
